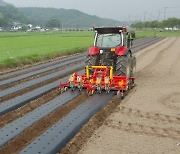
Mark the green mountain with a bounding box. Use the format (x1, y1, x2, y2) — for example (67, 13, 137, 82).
(18, 7, 121, 28)
(0, 0, 10, 6)
(0, 0, 28, 27)
(0, 0, 122, 28)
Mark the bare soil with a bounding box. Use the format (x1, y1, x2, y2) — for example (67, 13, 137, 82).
(61, 37, 180, 154)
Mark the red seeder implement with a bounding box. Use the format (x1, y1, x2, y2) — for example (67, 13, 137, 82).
(59, 66, 135, 99)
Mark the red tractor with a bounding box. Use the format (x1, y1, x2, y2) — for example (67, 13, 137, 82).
(86, 27, 136, 77)
(59, 27, 136, 99)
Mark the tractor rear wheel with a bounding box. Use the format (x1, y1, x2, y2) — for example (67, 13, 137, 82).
(130, 56, 136, 77)
(85, 55, 100, 74)
(85, 55, 100, 66)
(115, 52, 131, 77)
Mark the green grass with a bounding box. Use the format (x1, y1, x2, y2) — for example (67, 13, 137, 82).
(0, 30, 180, 69)
(0, 31, 94, 68)
(135, 29, 180, 38)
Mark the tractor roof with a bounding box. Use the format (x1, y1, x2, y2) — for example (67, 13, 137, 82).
(94, 27, 127, 34)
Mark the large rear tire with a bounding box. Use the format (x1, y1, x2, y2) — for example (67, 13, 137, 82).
(85, 55, 100, 74)
(130, 56, 136, 77)
(85, 55, 100, 66)
(115, 52, 131, 77)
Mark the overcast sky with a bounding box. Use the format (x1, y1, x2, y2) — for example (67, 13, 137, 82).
(3, 0, 180, 21)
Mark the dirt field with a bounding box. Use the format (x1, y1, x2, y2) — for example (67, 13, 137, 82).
(78, 37, 180, 154)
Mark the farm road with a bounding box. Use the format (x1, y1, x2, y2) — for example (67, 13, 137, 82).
(78, 37, 180, 154)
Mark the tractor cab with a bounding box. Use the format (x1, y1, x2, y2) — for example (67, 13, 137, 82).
(94, 27, 128, 49)
(87, 27, 135, 72)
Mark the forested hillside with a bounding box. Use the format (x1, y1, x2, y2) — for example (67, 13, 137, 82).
(0, 0, 10, 6)
(19, 7, 121, 28)
(0, 0, 121, 28)
(0, 0, 28, 27)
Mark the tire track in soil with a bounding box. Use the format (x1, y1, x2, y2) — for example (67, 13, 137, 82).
(104, 105, 180, 140)
(135, 37, 169, 61)
(0, 92, 88, 154)
(104, 120, 180, 140)
(116, 106, 180, 124)
(160, 92, 180, 112)
(135, 37, 177, 78)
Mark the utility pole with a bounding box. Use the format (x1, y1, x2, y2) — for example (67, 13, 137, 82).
(61, 22, 63, 31)
(149, 13, 152, 21)
(128, 15, 131, 25)
(158, 10, 162, 21)
(164, 7, 168, 20)
(134, 15, 137, 22)
(144, 12, 147, 22)
(164, 6, 180, 20)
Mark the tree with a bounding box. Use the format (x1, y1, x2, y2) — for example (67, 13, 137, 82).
(46, 19, 60, 28)
(131, 18, 180, 29)
(162, 18, 179, 28)
(150, 21, 159, 28)
(0, 17, 9, 27)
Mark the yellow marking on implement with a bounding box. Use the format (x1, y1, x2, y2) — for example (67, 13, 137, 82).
(86, 66, 89, 78)
(111, 48, 116, 52)
(91, 66, 107, 69)
(110, 66, 113, 79)
(90, 79, 94, 84)
(119, 80, 124, 86)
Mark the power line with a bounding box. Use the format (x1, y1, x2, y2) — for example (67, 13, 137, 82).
(158, 10, 162, 21)
(144, 12, 147, 21)
(164, 7, 168, 20)
(167, 6, 180, 8)
(128, 6, 180, 23)
(164, 6, 180, 20)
